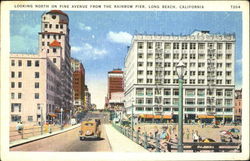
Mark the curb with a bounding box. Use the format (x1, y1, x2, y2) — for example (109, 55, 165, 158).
(10, 124, 81, 148)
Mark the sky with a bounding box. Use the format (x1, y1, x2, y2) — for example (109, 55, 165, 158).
(10, 11, 242, 109)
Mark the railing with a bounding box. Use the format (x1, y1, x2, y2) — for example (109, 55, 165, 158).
(112, 123, 241, 153)
(10, 124, 67, 142)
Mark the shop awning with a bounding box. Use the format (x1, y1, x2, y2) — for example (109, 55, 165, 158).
(198, 115, 215, 119)
(48, 113, 57, 117)
(154, 115, 161, 119)
(215, 115, 233, 118)
(139, 115, 172, 119)
(139, 114, 154, 119)
(162, 115, 172, 119)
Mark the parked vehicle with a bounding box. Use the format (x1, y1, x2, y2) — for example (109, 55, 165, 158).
(79, 119, 101, 140)
(71, 118, 77, 125)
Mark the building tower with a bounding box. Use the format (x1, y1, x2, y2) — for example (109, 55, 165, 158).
(39, 10, 73, 113)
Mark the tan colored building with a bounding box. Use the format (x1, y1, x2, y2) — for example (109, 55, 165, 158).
(10, 10, 73, 126)
(84, 85, 91, 110)
(234, 89, 242, 122)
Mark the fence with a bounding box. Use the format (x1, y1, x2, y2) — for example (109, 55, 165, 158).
(112, 123, 241, 152)
(10, 124, 67, 142)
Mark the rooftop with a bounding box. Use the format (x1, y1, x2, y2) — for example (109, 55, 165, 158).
(47, 10, 68, 17)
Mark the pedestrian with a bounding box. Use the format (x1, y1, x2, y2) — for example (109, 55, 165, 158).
(192, 130, 199, 152)
(186, 128, 190, 140)
(154, 127, 159, 138)
(16, 122, 21, 133)
(137, 127, 141, 133)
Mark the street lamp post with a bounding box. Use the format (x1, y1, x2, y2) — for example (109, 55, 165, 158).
(176, 60, 186, 152)
(60, 108, 63, 130)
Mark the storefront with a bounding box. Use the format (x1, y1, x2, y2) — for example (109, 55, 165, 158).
(139, 114, 172, 123)
(197, 115, 215, 123)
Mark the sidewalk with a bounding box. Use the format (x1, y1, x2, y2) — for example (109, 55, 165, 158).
(104, 124, 148, 152)
(10, 124, 80, 148)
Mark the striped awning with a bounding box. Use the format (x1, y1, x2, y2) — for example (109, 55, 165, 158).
(198, 115, 215, 119)
(48, 113, 57, 117)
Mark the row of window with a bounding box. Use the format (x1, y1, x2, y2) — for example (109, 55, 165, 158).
(44, 23, 63, 29)
(42, 34, 62, 40)
(134, 107, 233, 112)
(137, 42, 233, 50)
(135, 88, 233, 97)
(11, 60, 40, 67)
(138, 70, 232, 77)
(134, 97, 233, 105)
(139, 53, 232, 60)
(138, 78, 232, 85)
(138, 62, 232, 68)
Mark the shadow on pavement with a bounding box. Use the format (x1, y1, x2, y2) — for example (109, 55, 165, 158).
(80, 137, 105, 141)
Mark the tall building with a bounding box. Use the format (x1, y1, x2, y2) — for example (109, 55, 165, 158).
(234, 89, 242, 122)
(10, 10, 73, 126)
(124, 31, 235, 123)
(71, 58, 85, 114)
(107, 69, 124, 111)
(84, 85, 91, 110)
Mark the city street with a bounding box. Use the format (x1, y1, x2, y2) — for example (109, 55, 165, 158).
(10, 112, 112, 152)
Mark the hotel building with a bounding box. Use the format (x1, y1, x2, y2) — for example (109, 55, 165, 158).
(71, 58, 85, 111)
(106, 69, 124, 111)
(124, 31, 235, 123)
(10, 10, 73, 126)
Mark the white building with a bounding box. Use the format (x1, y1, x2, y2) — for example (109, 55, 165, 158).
(10, 10, 73, 126)
(124, 31, 235, 123)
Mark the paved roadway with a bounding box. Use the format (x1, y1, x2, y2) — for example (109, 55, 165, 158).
(10, 112, 112, 152)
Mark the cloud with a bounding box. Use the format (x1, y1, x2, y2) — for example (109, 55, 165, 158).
(71, 43, 107, 60)
(107, 31, 132, 44)
(19, 24, 40, 37)
(79, 23, 92, 31)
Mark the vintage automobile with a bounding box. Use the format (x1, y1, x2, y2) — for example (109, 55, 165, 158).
(79, 119, 101, 140)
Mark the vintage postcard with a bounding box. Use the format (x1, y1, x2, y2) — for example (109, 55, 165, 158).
(1, 1, 249, 161)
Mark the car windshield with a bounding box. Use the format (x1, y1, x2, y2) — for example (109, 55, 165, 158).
(85, 123, 94, 126)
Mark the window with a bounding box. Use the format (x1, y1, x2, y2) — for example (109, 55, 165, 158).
(147, 53, 153, 59)
(35, 93, 39, 99)
(190, 54, 196, 59)
(225, 90, 233, 97)
(11, 72, 15, 78)
(226, 80, 232, 84)
(190, 71, 195, 76)
(216, 108, 222, 112)
(18, 93, 22, 99)
(173, 98, 179, 105)
(163, 89, 171, 95)
(147, 42, 153, 49)
(146, 79, 152, 83)
(60, 24, 63, 29)
(198, 43, 205, 49)
(164, 71, 170, 75)
(182, 54, 187, 59)
(217, 63, 223, 68)
(226, 43, 232, 50)
(190, 43, 196, 49)
(182, 43, 187, 49)
(35, 82, 39, 88)
(47, 34, 50, 39)
(164, 43, 171, 49)
(173, 43, 179, 49)
(146, 88, 153, 96)
(216, 80, 222, 84)
(138, 62, 143, 67)
(217, 54, 223, 59)
(18, 82, 22, 88)
(42, 42, 45, 46)
(155, 42, 162, 49)
(163, 98, 171, 105)
(35, 60, 39, 67)
(186, 89, 195, 96)
(225, 99, 232, 106)
(146, 98, 153, 104)
(173, 54, 179, 59)
(173, 89, 179, 96)
(11, 93, 15, 99)
(56, 24, 59, 29)
(198, 80, 205, 84)
(138, 42, 144, 49)
(190, 79, 195, 84)
(147, 62, 153, 67)
(11, 103, 21, 112)
(138, 53, 144, 59)
(197, 99, 205, 105)
(155, 89, 161, 95)
(136, 88, 144, 96)
(137, 79, 143, 83)
(11, 82, 15, 88)
(53, 35, 57, 40)
(164, 62, 171, 67)
(216, 71, 223, 76)
(45, 24, 48, 28)
(18, 60, 22, 66)
(49, 24, 52, 28)
(198, 54, 205, 59)
(47, 42, 50, 46)
(35, 72, 40, 78)
(138, 70, 143, 75)
(11, 60, 15, 66)
(197, 108, 205, 112)
(198, 71, 205, 76)
(163, 108, 171, 112)
(226, 71, 231, 76)
(198, 63, 205, 68)
(226, 54, 232, 60)
(216, 89, 223, 96)
(173, 79, 178, 84)
(208, 43, 214, 49)
(147, 70, 152, 75)
(27, 60, 32, 67)
(217, 43, 223, 50)
(198, 89, 205, 96)
(28, 116, 33, 122)
(53, 48, 57, 53)
(11, 115, 21, 122)
(59, 35, 61, 39)
(136, 98, 144, 104)
(226, 63, 232, 68)
(53, 58, 56, 63)
(164, 79, 171, 84)
(146, 107, 153, 111)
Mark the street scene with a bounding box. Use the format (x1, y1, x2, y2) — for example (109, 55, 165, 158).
(9, 9, 242, 153)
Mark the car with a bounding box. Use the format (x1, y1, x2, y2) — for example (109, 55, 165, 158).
(79, 119, 101, 140)
(71, 118, 77, 125)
